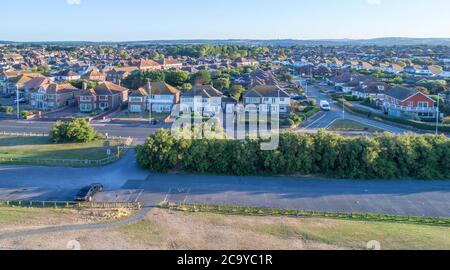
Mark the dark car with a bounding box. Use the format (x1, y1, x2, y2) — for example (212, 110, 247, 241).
(74, 183, 103, 202)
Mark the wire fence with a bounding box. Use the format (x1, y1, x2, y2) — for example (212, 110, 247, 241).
(0, 200, 143, 209)
(0, 135, 134, 167)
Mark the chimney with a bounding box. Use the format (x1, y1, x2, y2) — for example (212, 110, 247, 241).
(82, 81, 87, 91)
(118, 79, 121, 86)
(147, 78, 152, 90)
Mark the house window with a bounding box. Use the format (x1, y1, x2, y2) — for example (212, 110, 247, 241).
(418, 102, 429, 108)
(408, 102, 413, 107)
(129, 97, 142, 103)
(99, 96, 108, 101)
(80, 104, 92, 111)
(80, 96, 91, 102)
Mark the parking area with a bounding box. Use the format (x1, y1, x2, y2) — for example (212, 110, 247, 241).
(116, 174, 450, 218)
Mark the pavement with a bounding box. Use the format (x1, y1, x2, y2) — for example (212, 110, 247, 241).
(0, 151, 449, 218)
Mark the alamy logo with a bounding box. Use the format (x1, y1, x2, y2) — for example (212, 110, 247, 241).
(170, 96, 280, 150)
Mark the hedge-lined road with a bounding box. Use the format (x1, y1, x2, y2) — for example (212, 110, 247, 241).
(0, 150, 449, 218)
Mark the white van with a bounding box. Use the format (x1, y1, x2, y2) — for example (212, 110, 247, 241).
(319, 100, 331, 111)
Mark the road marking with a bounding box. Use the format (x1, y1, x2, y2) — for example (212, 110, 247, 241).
(303, 114, 326, 129)
(163, 188, 171, 203)
(134, 189, 144, 203)
(325, 118, 339, 129)
(183, 188, 191, 203)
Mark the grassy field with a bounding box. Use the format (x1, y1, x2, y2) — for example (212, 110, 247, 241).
(0, 207, 448, 250)
(0, 136, 123, 162)
(116, 209, 450, 250)
(327, 119, 384, 133)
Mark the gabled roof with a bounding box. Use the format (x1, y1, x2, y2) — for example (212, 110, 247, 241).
(130, 88, 149, 97)
(146, 81, 179, 95)
(44, 83, 79, 94)
(182, 85, 223, 98)
(385, 86, 422, 101)
(94, 81, 129, 95)
(24, 77, 51, 90)
(243, 85, 290, 98)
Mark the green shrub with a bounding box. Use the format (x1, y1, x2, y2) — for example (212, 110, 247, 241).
(50, 118, 102, 143)
(0, 106, 14, 114)
(21, 110, 32, 119)
(136, 130, 450, 179)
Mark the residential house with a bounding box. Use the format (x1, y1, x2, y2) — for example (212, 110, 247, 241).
(77, 82, 129, 112)
(147, 81, 180, 113)
(82, 68, 106, 81)
(55, 69, 81, 82)
(352, 82, 389, 101)
(138, 59, 162, 71)
(383, 86, 436, 119)
(160, 57, 183, 70)
(23, 77, 51, 102)
(234, 57, 259, 68)
(128, 88, 149, 113)
(31, 83, 80, 111)
(180, 85, 223, 116)
(3, 73, 42, 95)
(385, 64, 404, 74)
(106, 67, 137, 84)
(242, 85, 291, 115)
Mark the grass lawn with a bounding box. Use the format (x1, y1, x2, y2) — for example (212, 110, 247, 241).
(0, 136, 123, 162)
(0, 207, 71, 226)
(327, 119, 384, 133)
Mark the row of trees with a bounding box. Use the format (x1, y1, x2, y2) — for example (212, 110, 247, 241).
(164, 45, 269, 59)
(136, 130, 450, 179)
(122, 69, 251, 100)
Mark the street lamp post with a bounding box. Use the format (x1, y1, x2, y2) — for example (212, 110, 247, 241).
(435, 94, 441, 135)
(16, 87, 20, 120)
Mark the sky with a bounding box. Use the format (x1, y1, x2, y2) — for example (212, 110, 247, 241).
(1, 0, 450, 41)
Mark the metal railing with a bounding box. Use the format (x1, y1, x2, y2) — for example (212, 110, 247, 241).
(0, 131, 48, 137)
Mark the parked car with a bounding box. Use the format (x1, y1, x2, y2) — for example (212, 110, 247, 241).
(14, 97, 27, 104)
(74, 183, 104, 202)
(320, 100, 331, 111)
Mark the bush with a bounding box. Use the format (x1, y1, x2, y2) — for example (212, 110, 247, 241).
(21, 110, 32, 119)
(136, 130, 450, 179)
(0, 106, 13, 114)
(50, 118, 102, 143)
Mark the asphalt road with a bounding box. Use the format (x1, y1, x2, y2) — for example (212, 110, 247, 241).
(299, 85, 409, 134)
(0, 120, 158, 144)
(0, 151, 449, 218)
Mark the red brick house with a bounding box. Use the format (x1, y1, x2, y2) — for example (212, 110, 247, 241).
(77, 82, 129, 112)
(383, 86, 436, 120)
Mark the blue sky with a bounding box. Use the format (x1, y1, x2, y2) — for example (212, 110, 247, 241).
(2, 0, 450, 41)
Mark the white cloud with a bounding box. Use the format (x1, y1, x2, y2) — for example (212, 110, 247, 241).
(67, 0, 81, 5)
(366, 0, 382, 5)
